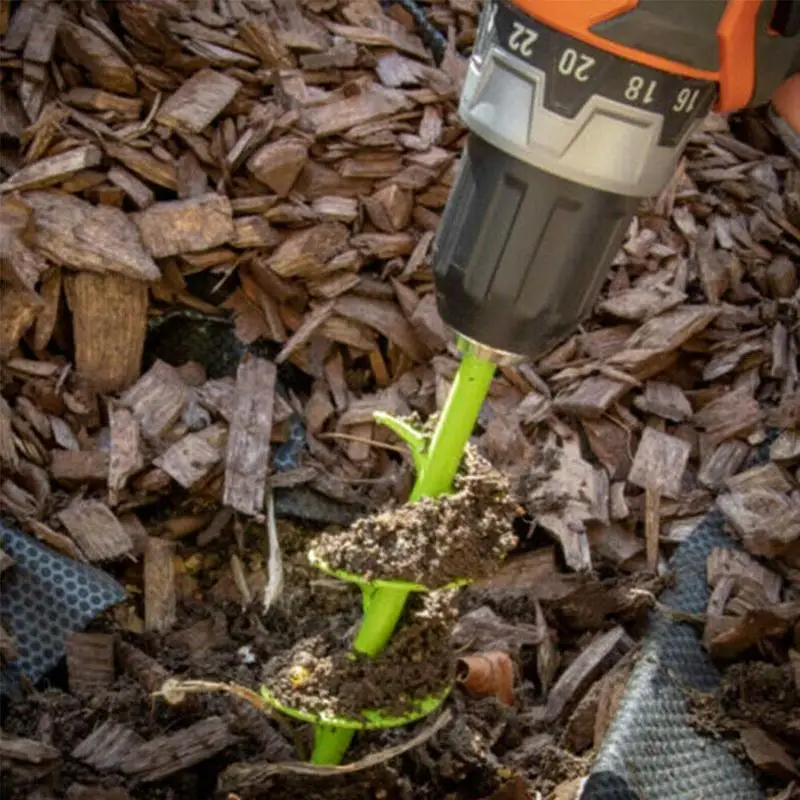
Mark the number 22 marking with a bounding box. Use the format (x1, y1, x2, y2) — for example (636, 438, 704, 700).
(508, 21, 538, 57)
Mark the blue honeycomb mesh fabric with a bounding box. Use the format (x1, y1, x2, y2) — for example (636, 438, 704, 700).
(580, 510, 764, 799)
(0, 518, 126, 696)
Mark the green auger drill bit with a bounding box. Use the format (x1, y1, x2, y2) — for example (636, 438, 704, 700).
(260, 351, 497, 764)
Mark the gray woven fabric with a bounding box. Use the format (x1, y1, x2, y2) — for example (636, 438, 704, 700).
(580, 509, 763, 800)
(0, 520, 126, 696)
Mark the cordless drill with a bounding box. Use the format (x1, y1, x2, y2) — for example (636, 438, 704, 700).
(433, 0, 800, 364)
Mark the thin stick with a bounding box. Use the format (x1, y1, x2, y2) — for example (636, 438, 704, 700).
(262, 490, 283, 614)
(219, 708, 453, 792)
(317, 431, 407, 455)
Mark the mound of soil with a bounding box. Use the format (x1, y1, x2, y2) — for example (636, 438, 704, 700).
(311, 448, 519, 587)
(262, 589, 459, 720)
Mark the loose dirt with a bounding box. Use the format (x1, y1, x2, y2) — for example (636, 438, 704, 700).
(263, 589, 459, 720)
(310, 448, 519, 587)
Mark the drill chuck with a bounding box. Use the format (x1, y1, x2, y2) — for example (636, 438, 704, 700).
(432, 0, 799, 362)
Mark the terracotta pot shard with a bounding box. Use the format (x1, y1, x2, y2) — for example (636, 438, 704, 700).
(456, 650, 515, 706)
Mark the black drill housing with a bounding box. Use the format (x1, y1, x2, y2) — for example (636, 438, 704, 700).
(432, 134, 638, 360)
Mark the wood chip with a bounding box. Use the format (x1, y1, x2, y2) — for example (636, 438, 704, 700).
(120, 717, 239, 782)
(24, 190, 160, 281)
(0, 145, 102, 194)
(223, 356, 276, 516)
(118, 361, 188, 441)
(144, 537, 176, 634)
(628, 428, 691, 499)
(541, 626, 633, 723)
(267, 222, 350, 278)
(153, 424, 226, 489)
(107, 166, 154, 210)
(65, 633, 115, 694)
(0, 733, 60, 764)
(72, 721, 145, 772)
(58, 20, 137, 95)
(156, 69, 241, 134)
(107, 404, 144, 505)
(65, 272, 148, 393)
(57, 499, 133, 561)
(51, 450, 109, 484)
(135, 193, 234, 258)
(247, 138, 309, 196)
(105, 142, 178, 191)
(739, 727, 800, 781)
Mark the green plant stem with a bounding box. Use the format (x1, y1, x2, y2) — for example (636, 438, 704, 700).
(309, 352, 497, 765)
(409, 352, 497, 502)
(312, 725, 355, 764)
(353, 586, 410, 657)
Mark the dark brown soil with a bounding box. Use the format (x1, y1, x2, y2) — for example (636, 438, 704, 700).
(310, 448, 519, 587)
(262, 589, 459, 720)
(688, 661, 799, 738)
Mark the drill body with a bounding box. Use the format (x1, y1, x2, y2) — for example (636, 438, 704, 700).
(433, 0, 800, 363)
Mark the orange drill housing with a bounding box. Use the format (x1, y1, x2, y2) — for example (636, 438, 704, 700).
(507, 0, 763, 111)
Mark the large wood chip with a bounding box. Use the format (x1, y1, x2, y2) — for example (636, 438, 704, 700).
(247, 138, 309, 196)
(707, 547, 782, 604)
(21, 4, 59, 63)
(65, 633, 115, 694)
(108, 405, 144, 505)
(302, 82, 413, 137)
(51, 450, 109, 484)
(107, 166, 154, 210)
(634, 381, 692, 422)
(105, 142, 177, 191)
(620, 304, 720, 353)
(335, 294, 427, 361)
(223, 356, 276, 516)
(24, 190, 160, 281)
(697, 440, 749, 490)
(597, 286, 686, 322)
(628, 428, 690, 499)
(0, 145, 102, 194)
(0, 733, 60, 764)
(717, 489, 800, 557)
(518, 429, 607, 573)
(120, 717, 239, 782)
(3, 0, 48, 52)
(554, 376, 629, 419)
(739, 727, 800, 781)
(118, 360, 188, 441)
(135, 194, 234, 258)
(691, 385, 762, 446)
(541, 627, 633, 723)
(725, 463, 794, 494)
(72, 721, 145, 773)
(156, 69, 241, 134)
(65, 272, 149, 393)
(238, 19, 294, 68)
(153, 423, 226, 489)
(144, 537, 176, 634)
(0, 286, 42, 358)
(267, 222, 350, 278)
(64, 87, 143, 117)
(59, 20, 136, 95)
(57, 499, 133, 562)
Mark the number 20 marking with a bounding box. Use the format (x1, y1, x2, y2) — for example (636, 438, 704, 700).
(508, 21, 538, 57)
(557, 48, 595, 82)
